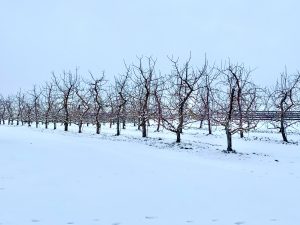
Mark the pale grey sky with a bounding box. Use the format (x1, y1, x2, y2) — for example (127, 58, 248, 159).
(1, 0, 299, 95)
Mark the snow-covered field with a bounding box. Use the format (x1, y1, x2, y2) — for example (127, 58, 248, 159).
(0, 123, 299, 225)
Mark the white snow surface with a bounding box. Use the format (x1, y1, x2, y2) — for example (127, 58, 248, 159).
(0, 123, 300, 225)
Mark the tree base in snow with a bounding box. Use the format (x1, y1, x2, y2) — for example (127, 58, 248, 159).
(222, 149, 237, 154)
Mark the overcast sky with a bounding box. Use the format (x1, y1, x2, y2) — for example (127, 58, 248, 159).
(1, 0, 299, 95)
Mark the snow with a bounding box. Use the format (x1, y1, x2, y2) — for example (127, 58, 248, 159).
(0, 123, 299, 225)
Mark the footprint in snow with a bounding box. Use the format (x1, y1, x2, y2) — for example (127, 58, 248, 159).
(211, 219, 218, 222)
(67, 222, 74, 224)
(234, 221, 245, 225)
(186, 220, 193, 223)
(270, 219, 278, 222)
(145, 216, 157, 219)
(31, 219, 40, 222)
(112, 223, 121, 225)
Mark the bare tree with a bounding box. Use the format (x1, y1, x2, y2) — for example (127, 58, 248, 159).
(41, 82, 55, 129)
(73, 81, 91, 133)
(228, 64, 256, 138)
(51, 90, 61, 130)
(52, 69, 79, 131)
(5, 96, 15, 125)
(0, 95, 6, 124)
(152, 74, 166, 132)
(106, 89, 115, 129)
(16, 90, 26, 126)
(23, 97, 33, 127)
(114, 66, 131, 136)
(270, 69, 300, 142)
(195, 64, 218, 134)
(132, 56, 156, 138)
(215, 62, 258, 152)
(161, 55, 206, 143)
(29, 85, 41, 128)
(88, 71, 106, 134)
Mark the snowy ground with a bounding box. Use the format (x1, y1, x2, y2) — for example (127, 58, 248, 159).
(0, 123, 299, 225)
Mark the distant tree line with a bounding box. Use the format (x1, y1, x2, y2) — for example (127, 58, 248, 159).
(1, 56, 300, 152)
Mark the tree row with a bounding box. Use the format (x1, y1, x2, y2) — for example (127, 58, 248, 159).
(1, 56, 300, 152)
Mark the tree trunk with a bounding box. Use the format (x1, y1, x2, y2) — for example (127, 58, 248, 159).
(156, 118, 161, 132)
(141, 117, 147, 137)
(176, 130, 181, 143)
(226, 87, 235, 152)
(226, 126, 233, 152)
(96, 121, 100, 134)
(122, 119, 126, 129)
(240, 130, 244, 138)
(64, 121, 68, 131)
(208, 118, 212, 134)
(116, 117, 120, 136)
(179, 106, 184, 134)
(199, 120, 203, 129)
(137, 118, 141, 130)
(280, 116, 288, 142)
(78, 121, 82, 133)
